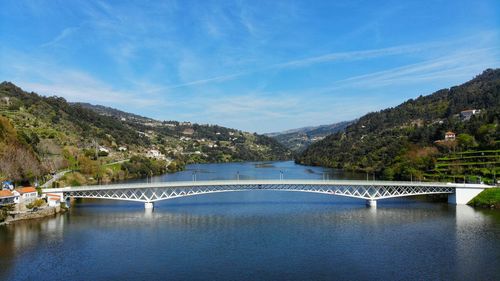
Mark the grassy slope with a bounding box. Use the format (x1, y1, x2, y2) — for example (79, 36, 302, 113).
(468, 188, 500, 208)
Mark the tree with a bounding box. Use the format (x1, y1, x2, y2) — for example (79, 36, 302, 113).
(383, 167, 395, 180)
(456, 134, 477, 150)
(78, 155, 99, 175)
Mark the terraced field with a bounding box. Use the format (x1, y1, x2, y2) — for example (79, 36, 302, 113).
(425, 150, 500, 184)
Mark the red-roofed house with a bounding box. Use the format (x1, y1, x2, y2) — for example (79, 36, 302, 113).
(0, 190, 17, 206)
(46, 193, 62, 207)
(15, 187, 38, 204)
(47, 196, 61, 207)
(445, 131, 456, 141)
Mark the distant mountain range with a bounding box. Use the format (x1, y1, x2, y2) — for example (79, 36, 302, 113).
(265, 121, 353, 152)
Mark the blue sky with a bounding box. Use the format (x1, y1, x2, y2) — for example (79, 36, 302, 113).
(1, 0, 499, 133)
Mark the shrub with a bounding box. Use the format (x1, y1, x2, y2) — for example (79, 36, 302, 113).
(26, 198, 45, 210)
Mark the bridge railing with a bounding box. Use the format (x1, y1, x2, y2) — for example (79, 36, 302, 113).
(41, 179, 491, 193)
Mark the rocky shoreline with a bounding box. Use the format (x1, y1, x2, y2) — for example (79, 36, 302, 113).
(0, 206, 65, 226)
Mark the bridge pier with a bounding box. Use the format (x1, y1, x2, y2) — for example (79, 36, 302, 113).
(145, 202, 154, 210)
(366, 199, 377, 207)
(448, 185, 486, 205)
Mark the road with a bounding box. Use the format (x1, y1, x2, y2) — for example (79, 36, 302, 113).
(41, 170, 71, 188)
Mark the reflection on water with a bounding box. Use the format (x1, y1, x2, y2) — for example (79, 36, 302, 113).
(1, 162, 499, 280)
(1, 194, 499, 281)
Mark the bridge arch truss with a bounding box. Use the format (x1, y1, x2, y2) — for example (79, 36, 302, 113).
(45, 180, 458, 207)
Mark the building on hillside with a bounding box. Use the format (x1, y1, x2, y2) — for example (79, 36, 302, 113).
(460, 109, 480, 120)
(118, 146, 127, 152)
(445, 131, 456, 141)
(146, 149, 165, 160)
(15, 187, 38, 204)
(99, 147, 110, 153)
(0, 190, 17, 206)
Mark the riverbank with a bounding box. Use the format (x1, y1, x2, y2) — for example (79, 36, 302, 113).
(468, 188, 500, 209)
(0, 206, 65, 226)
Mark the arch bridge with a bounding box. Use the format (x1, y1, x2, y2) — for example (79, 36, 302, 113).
(42, 180, 490, 209)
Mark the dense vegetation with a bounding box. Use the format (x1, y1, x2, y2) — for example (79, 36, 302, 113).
(297, 69, 500, 183)
(0, 82, 291, 185)
(121, 156, 170, 178)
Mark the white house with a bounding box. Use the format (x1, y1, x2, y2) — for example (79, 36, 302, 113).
(460, 109, 480, 120)
(146, 149, 165, 160)
(14, 187, 38, 204)
(47, 196, 61, 207)
(445, 131, 456, 141)
(45, 193, 63, 207)
(118, 146, 127, 152)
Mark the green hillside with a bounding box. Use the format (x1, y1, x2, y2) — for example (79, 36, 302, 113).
(296, 69, 500, 184)
(0, 82, 291, 185)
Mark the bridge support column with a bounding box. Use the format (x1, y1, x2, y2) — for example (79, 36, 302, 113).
(145, 202, 154, 210)
(66, 197, 71, 208)
(366, 199, 377, 207)
(448, 186, 486, 205)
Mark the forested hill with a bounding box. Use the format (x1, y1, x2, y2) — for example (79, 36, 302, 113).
(296, 69, 500, 183)
(0, 82, 291, 182)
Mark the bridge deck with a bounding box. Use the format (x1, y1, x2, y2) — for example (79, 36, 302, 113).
(43, 179, 488, 193)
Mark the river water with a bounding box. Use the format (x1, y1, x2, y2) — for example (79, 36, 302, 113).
(1, 161, 499, 280)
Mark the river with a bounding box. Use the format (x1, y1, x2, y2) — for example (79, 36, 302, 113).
(1, 161, 499, 280)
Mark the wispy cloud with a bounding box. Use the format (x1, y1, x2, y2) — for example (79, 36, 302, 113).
(156, 33, 499, 90)
(272, 44, 428, 69)
(323, 47, 500, 91)
(41, 26, 79, 47)
(154, 43, 433, 90)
